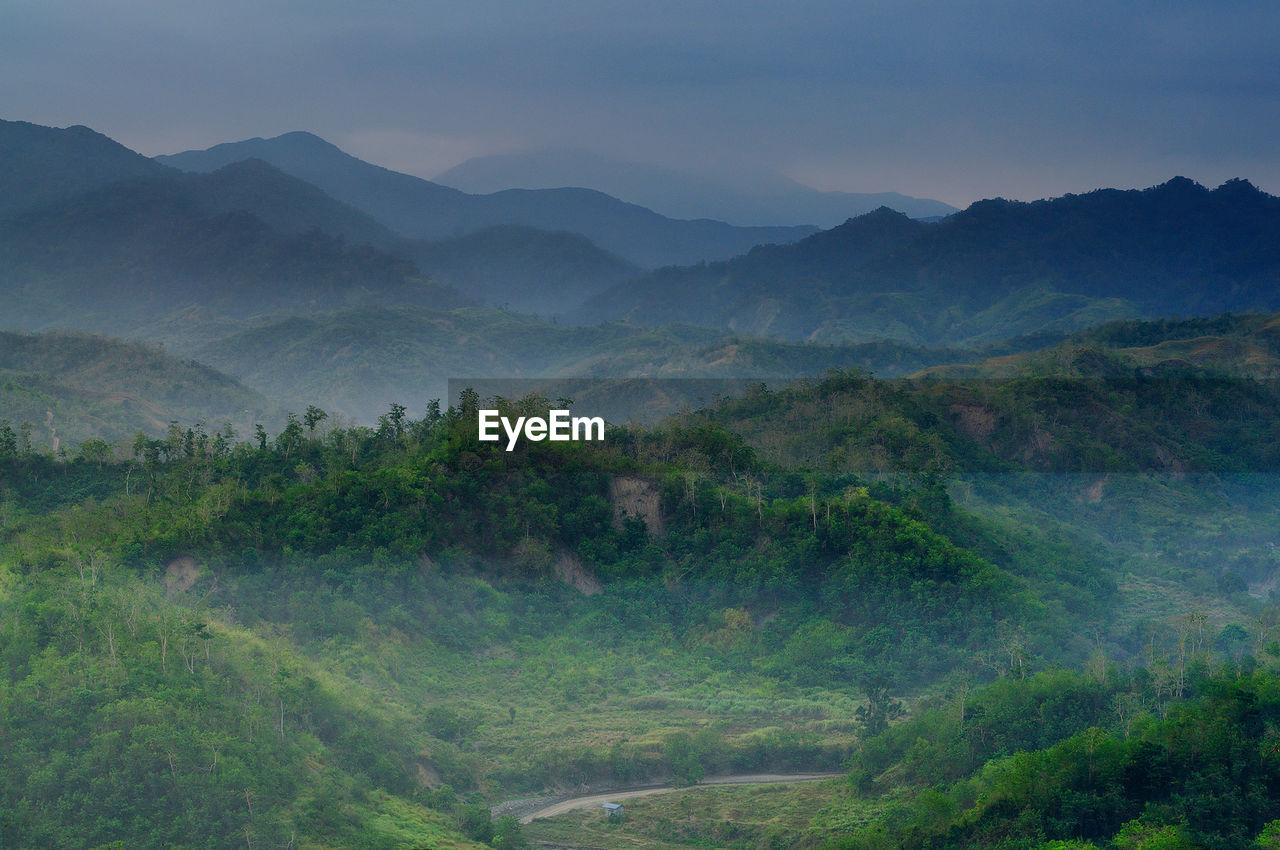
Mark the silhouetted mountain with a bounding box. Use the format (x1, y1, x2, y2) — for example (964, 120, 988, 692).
(575, 180, 1280, 345)
(410, 225, 639, 315)
(191, 157, 408, 250)
(0, 119, 169, 218)
(0, 168, 468, 329)
(0, 120, 641, 321)
(195, 159, 641, 314)
(158, 132, 816, 267)
(574, 206, 938, 336)
(435, 148, 958, 226)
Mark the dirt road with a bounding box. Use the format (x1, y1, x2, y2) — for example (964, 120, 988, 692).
(517, 772, 842, 824)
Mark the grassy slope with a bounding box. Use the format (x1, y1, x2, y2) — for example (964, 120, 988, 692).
(0, 329, 278, 447)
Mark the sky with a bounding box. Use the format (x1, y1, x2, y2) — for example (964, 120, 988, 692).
(3, 0, 1277, 207)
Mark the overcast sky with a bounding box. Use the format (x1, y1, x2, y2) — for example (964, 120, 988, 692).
(3, 0, 1276, 207)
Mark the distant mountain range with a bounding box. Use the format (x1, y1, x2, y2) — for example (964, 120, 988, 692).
(158, 132, 816, 268)
(6, 117, 1280, 425)
(0, 121, 632, 318)
(435, 148, 959, 227)
(574, 179, 1280, 346)
(0, 161, 463, 328)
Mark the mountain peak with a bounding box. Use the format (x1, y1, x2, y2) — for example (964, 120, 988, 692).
(861, 205, 915, 222)
(266, 130, 346, 153)
(1214, 177, 1263, 199)
(158, 131, 354, 175)
(1150, 175, 1208, 196)
(0, 118, 170, 217)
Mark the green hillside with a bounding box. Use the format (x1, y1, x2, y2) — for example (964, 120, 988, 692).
(7, 320, 1280, 847)
(918, 312, 1280, 381)
(0, 390, 1056, 847)
(0, 329, 276, 449)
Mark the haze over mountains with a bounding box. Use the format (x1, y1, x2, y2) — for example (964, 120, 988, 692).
(4, 116, 1280, 424)
(157, 132, 816, 269)
(434, 148, 959, 227)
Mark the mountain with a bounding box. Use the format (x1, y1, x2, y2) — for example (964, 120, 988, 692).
(157, 132, 817, 268)
(0, 120, 656, 319)
(0, 168, 467, 330)
(575, 180, 1280, 345)
(163, 160, 648, 317)
(185, 305, 978, 422)
(187, 157, 408, 251)
(573, 206, 965, 338)
(408, 225, 640, 315)
(435, 147, 959, 226)
(918, 311, 1280, 381)
(0, 329, 276, 448)
(0, 119, 170, 218)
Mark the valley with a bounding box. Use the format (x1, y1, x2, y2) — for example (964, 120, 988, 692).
(3, 115, 1280, 849)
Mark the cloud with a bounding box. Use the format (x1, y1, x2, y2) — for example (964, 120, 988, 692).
(1, 0, 1276, 205)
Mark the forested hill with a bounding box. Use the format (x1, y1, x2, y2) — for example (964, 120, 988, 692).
(693, 309, 1280, 480)
(7, 340, 1280, 846)
(0, 329, 277, 448)
(575, 179, 1280, 345)
(0, 391, 1040, 847)
(920, 311, 1280, 380)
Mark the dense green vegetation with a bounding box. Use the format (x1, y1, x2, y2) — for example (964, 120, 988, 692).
(5, 342, 1280, 846)
(0, 387, 1056, 847)
(834, 667, 1280, 849)
(8, 116, 1280, 849)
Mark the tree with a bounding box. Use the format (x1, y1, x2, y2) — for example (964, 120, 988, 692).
(387, 403, 407, 440)
(78, 439, 112, 466)
(0, 420, 16, 458)
(664, 733, 704, 786)
(303, 405, 328, 436)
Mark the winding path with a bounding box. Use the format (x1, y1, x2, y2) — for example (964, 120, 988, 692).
(516, 772, 843, 824)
